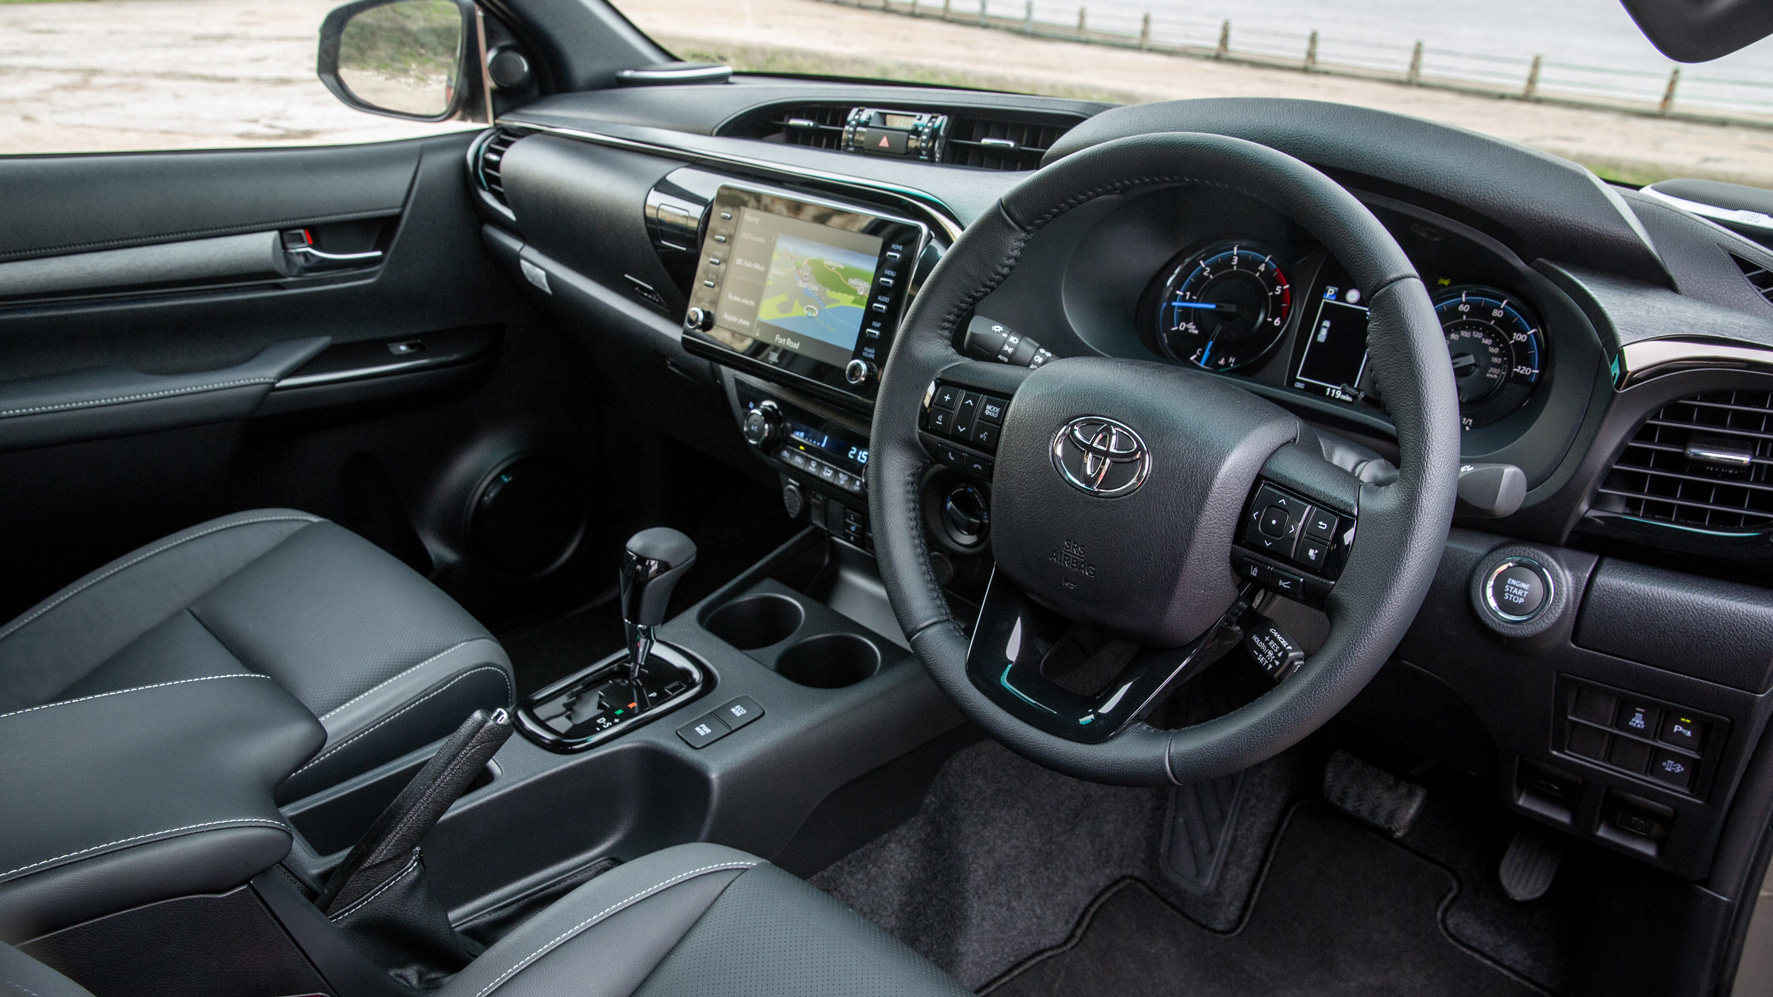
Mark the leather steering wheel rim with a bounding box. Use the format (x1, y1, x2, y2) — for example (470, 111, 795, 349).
(868, 132, 1461, 786)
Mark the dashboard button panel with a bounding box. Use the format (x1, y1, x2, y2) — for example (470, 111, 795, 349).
(1557, 676, 1726, 800)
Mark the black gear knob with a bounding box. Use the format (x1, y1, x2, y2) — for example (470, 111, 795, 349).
(620, 527, 697, 629)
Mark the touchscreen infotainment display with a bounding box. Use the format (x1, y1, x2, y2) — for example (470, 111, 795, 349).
(680, 184, 928, 403)
(714, 209, 883, 369)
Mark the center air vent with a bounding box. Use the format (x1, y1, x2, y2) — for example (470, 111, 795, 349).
(762, 105, 849, 150)
(942, 112, 1070, 171)
(724, 104, 1080, 171)
(1596, 389, 1773, 532)
(474, 129, 522, 207)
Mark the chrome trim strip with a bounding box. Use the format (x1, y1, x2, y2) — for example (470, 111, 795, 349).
(275, 358, 431, 389)
(616, 64, 734, 84)
(1640, 186, 1773, 235)
(1617, 338, 1773, 386)
(495, 119, 967, 242)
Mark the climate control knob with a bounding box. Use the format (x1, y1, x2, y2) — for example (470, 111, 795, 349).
(685, 306, 714, 332)
(742, 402, 783, 449)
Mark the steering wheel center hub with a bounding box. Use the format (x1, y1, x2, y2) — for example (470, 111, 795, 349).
(990, 357, 1300, 648)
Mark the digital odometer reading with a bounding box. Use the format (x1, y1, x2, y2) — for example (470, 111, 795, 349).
(1433, 288, 1545, 429)
(1157, 243, 1293, 372)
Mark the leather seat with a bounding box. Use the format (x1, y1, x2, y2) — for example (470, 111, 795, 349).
(0, 508, 513, 799)
(0, 843, 972, 997)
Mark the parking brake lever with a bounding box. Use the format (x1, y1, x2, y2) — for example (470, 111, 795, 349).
(316, 708, 511, 914)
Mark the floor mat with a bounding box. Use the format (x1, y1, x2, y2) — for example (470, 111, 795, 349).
(987, 803, 1542, 997)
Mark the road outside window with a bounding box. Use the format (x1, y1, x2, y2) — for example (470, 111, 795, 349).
(0, 0, 475, 155)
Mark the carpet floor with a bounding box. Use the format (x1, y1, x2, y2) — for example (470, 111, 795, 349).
(986, 803, 1541, 997)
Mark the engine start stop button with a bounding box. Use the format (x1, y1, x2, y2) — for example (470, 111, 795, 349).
(1484, 558, 1551, 622)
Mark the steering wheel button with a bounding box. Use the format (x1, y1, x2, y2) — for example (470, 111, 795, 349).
(932, 384, 961, 410)
(1296, 539, 1328, 571)
(927, 408, 955, 435)
(970, 421, 999, 450)
(1267, 569, 1303, 597)
(1259, 505, 1290, 538)
(1304, 508, 1338, 542)
(979, 397, 1008, 424)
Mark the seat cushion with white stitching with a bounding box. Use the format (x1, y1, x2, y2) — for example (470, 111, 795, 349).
(0, 508, 513, 801)
(439, 843, 972, 997)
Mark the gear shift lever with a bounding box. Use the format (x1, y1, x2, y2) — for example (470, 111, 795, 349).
(619, 527, 696, 712)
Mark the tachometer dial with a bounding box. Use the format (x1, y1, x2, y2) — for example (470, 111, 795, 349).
(1157, 243, 1293, 371)
(1433, 287, 1544, 429)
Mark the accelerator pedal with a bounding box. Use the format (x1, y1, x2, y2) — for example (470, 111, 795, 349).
(1499, 821, 1567, 902)
(1322, 749, 1427, 837)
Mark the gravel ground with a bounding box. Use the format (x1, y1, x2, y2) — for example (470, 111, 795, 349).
(5, 0, 1772, 189)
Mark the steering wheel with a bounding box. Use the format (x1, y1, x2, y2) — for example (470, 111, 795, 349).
(868, 133, 1461, 786)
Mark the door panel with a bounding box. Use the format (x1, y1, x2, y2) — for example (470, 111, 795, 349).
(0, 132, 608, 626)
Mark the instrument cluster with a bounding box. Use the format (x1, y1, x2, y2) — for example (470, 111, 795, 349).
(1145, 240, 1546, 431)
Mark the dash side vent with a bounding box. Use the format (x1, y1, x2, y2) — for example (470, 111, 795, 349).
(1596, 389, 1773, 532)
(1732, 254, 1773, 306)
(476, 130, 522, 207)
(761, 104, 849, 150)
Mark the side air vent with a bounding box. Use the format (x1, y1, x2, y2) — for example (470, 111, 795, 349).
(475, 129, 522, 207)
(761, 105, 849, 150)
(1732, 254, 1773, 306)
(941, 113, 1072, 171)
(1596, 389, 1773, 532)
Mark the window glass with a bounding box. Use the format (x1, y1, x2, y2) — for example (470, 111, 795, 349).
(0, 0, 474, 155)
(616, 0, 1773, 188)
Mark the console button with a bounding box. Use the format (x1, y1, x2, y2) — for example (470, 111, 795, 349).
(1571, 686, 1618, 726)
(1615, 702, 1661, 738)
(1566, 723, 1609, 761)
(716, 696, 764, 731)
(1486, 561, 1548, 621)
(1660, 713, 1707, 752)
(677, 712, 730, 748)
(1608, 736, 1653, 774)
(1648, 749, 1696, 791)
(1304, 507, 1339, 542)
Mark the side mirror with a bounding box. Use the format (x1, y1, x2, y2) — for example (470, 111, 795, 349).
(318, 0, 482, 121)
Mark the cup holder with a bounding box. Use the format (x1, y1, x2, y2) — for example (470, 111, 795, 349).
(703, 593, 806, 651)
(774, 632, 881, 689)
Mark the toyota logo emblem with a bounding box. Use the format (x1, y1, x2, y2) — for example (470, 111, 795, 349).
(1051, 417, 1151, 497)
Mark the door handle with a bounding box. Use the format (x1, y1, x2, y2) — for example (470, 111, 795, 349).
(279, 229, 383, 275)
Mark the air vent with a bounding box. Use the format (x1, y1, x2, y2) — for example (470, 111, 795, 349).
(941, 113, 1072, 171)
(1596, 389, 1773, 532)
(760, 104, 848, 150)
(1733, 254, 1773, 306)
(475, 129, 521, 207)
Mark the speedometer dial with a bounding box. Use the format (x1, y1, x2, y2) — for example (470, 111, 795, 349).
(1433, 287, 1544, 429)
(1157, 243, 1293, 372)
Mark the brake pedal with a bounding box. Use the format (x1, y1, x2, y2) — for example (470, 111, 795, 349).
(1322, 749, 1427, 837)
(1499, 821, 1566, 902)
